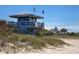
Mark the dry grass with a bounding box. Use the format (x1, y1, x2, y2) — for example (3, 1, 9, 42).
(51, 35, 79, 40)
(0, 32, 67, 51)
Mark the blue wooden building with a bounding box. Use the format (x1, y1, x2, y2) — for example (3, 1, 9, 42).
(10, 13, 44, 35)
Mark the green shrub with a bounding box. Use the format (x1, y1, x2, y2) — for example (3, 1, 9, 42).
(69, 32, 77, 36)
(36, 29, 52, 36)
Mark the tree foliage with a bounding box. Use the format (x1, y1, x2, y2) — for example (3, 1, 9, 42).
(60, 28, 68, 34)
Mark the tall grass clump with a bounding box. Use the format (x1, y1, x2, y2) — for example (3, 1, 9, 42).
(41, 36, 67, 47)
(0, 31, 12, 37)
(17, 35, 46, 49)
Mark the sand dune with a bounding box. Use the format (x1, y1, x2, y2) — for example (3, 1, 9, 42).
(0, 38, 79, 54)
(27, 39, 79, 54)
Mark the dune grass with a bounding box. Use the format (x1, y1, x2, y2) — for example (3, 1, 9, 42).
(50, 35, 79, 40)
(0, 31, 67, 50)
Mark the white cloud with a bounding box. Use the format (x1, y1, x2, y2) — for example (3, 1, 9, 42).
(45, 25, 79, 32)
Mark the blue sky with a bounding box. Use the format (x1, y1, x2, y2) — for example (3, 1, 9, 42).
(0, 5, 79, 32)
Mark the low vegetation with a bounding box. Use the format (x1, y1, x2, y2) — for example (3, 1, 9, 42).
(0, 31, 67, 52)
(0, 28, 79, 53)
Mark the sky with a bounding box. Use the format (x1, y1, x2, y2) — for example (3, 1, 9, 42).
(0, 5, 79, 32)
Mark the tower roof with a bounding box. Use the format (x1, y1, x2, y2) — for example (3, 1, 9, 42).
(9, 13, 44, 19)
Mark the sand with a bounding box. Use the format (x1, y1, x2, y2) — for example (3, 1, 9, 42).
(26, 39, 79, 54)
(0, 38, 79, 54)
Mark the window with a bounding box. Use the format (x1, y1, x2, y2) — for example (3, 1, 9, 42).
(18, 17, 30, 21)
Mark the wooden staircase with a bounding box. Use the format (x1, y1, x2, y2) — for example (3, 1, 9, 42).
(14, 25, 26, 34)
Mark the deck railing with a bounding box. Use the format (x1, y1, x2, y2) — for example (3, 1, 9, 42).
(16, 21, 44, 28)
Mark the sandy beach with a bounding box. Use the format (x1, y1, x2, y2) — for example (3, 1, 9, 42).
(0, 38, 79, 54)
(26, 39, 79, 54)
